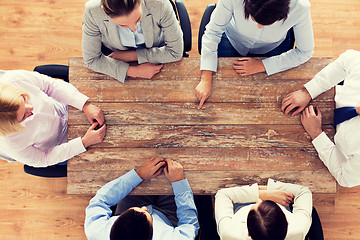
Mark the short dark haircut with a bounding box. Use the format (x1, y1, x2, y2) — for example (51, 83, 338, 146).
(243, 0, 290, 26)
(247, 200, 288, 240)
(110, 208, 153, 240)
(101, 0, 141, 17)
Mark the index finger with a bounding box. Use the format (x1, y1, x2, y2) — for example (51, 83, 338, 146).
(198, 97, 206, 109)
(97, 111, 105, 126)
(89, 122, 99, 130)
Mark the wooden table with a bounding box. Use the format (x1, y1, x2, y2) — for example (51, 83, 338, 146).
(67, 57, 336, 195)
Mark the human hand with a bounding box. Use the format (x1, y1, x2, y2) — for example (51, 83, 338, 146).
(164, 159, 185, 183)
(195, 70, 213, 109)
(282, 89, 312, 116)
(136, 158, 167, 180)
(259, 189, 294, 207)
(127, 63, 164, 79)
(301, 105, 323, 139)
(108, 50, 137, 62)
(356, 101, 360, 116)
(233, 58, 266, 76)
(82, 101, 105, 126)
(81, 122, 106, 148)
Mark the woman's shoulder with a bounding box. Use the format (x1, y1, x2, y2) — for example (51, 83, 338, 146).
(291, 0, 311, 11)
(1, 70, 35, 84)
(142, 0, 172, 13)
(84, 0, 102, 13)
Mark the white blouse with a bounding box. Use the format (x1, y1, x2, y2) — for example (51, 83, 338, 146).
(0, 70, 88, 167)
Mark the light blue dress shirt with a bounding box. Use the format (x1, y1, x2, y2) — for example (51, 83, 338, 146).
(117, 22, 145, 48)
(201, 0, 314, 75)
(84, 169, 199, 240)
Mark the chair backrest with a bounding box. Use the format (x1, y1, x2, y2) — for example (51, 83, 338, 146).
(198, 3, 216, 54)
(305, 207, 324, 240)
(169, 0, 192, 56)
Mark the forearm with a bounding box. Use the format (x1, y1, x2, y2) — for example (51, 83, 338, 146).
(304, 51, 350, 99)
(312, 132, 353, 186)
(85, 170, 143, 237)
(136, 41, 183, 64)
(16, 137, 86, 167)
(262, 47, 313, 76)
(172, 179, 200, 238)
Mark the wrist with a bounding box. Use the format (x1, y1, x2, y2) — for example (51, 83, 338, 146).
(127, 66, 138, 78)
(135, 169, 144, 180)
(259, 190, 267, 200)
(81, 137, 89, 148)
(309, 130, 322, 140)
(201, 70, 213, 83)
(82, 100, 90, 112)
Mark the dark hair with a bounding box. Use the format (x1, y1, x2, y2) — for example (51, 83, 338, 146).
(243, 0, 290, 26)
(101, 0, 141, 17)
(247, 200, 288, 240)
(110, 208, 153, 240)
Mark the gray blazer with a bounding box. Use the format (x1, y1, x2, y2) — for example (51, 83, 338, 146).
(82, 0, 183, 82)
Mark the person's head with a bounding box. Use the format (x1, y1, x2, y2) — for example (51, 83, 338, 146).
(247, 200, 288, 240)
(0, 83, 33, 136)
(110, 206, 153, 240)
(101, 0, 142, 31)
(243, 0, 290, 27)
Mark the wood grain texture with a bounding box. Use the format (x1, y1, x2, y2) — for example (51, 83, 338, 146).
(69, 58, 334, 104)
(68, 124, 335, 148)
(68, 102, 335, 125)
(67, 169, 336, 195)
(69, 57, 333, 81)
(68, 56, 336, 195)
(67, 147, 328, 171)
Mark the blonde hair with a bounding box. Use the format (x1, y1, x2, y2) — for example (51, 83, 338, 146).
(0, 83, 29, 136)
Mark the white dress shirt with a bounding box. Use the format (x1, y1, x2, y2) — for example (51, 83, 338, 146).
(304, 49, 360, 187)
(215, 179, 312, 240)
(0, 70, 89, 167)
(200, 0, 314, 75)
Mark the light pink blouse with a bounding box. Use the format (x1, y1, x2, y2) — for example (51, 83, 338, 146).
(0, 70, 88, 167)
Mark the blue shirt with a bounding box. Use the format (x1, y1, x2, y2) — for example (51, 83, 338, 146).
(84, 169, 200, 240)
(201, 0, 314, 75)
(117, 22, 145, 48)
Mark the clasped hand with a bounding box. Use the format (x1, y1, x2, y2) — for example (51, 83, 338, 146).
(260, 189, 294, 207)
(81, 101, 106, 148)
(136, 158, 185, 182)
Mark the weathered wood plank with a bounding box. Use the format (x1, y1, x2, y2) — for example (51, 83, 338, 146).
(69, 57, 333, 81)
(67, 147, 328, 171)
(68, 102, 335, 125)
(67, 170, 336, 195)
(71, 78, 334, 103)
(68, 124, 335, 148)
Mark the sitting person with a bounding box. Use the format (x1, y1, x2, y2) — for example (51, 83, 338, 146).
(196, 0, 314, 108)
(84, 158, 199, 240)
(0, 70, 106, 167)
(215, 179, 312, 240)
(82, 0, 183, 82)
(282, 49, 360, 187)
